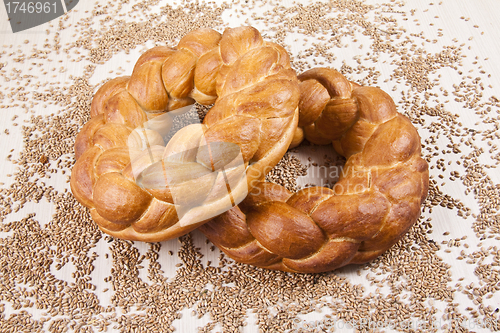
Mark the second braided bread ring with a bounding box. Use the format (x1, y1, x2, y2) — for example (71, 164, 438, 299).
(70, 26, 300, 242)
(200, 68, 429, 273)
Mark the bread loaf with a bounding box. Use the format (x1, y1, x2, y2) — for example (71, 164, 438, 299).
(71, 27, 429, 273)
(70, 26, 300, 242)
(199, 68, 429, 273)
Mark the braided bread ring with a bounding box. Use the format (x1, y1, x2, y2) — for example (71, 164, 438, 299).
(199, 68, 429, 273)
(70, 27, 300, 242)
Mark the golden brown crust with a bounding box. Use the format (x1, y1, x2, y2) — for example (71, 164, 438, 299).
(70, 27, 300, 242)
(72, 30, 429, 272)
(199, 68, 429, 273)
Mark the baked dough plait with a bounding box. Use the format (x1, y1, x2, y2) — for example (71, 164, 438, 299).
(71, 26, 300, 241)
(199, 68, 429, 273)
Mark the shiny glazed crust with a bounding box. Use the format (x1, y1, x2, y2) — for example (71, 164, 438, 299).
(70, 26, 300, 241)
(199, 68, 429, 273)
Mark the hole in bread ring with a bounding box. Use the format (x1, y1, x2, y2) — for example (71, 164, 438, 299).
(199, 68, 429, 273)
